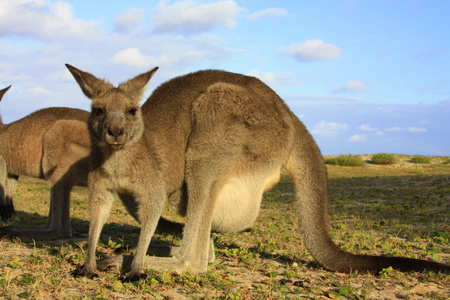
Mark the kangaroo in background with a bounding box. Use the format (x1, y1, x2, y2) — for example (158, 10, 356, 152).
(66, 64, 449, 280)
(0, 85, 182, 240)
(0, 85, 90, 238)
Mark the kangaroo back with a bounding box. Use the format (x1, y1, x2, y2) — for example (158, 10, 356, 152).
(0, 107, 89, 177)
(140, 70, 296, 197)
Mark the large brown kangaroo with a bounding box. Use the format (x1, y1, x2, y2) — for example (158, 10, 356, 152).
(0, 85, 91, 238)
(0, 85, 181, 239)
(66, 64, 450, 280)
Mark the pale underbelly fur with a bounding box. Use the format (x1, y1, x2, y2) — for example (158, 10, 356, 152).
(211, 168, 281, 233)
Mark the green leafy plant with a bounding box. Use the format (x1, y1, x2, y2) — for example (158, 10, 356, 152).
(325, 154, 365, 166)
(379, 266, 395, 278)
(371, 153, 397, 165)
(410, 155, 431, 164)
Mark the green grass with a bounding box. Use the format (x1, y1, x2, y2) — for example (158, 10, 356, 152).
(411, 155, 432, 164)
(0, 154, 449, 299)
(371, 153, 398, 165)
(325, 154, 365, 166)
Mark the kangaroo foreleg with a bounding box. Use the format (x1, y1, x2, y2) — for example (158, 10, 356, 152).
(77, 188, 114, 276)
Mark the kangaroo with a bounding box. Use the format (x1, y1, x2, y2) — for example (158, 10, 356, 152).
(0, 85, 181, 239)
(66, 64, 450, 280)
(0, 85, 91, 238)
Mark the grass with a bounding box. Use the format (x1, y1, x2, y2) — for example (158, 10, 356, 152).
(325, 154, 365, 166)
(0, 154, 449, 299)
(371, 153, 398, 165)
(411, 155, 432, 164)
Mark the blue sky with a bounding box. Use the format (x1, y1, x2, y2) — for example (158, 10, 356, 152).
(0, 0, 449, 155)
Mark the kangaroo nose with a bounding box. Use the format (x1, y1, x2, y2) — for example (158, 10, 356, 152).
(107, 127, 124, 137)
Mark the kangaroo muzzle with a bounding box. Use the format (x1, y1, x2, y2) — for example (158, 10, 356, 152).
(104, 114, 127, 147)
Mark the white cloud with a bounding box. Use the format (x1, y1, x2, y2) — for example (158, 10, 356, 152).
(113, 8, 144, 33)
(358, 124, 384, 136)
(333, 80, 367, 93)
(0, 0, 100, 39)
(111, 48, 162, 69)
(311, 121, 349, 136)
(289, 100, 450, 156)
(286, 94, 362, 105)
(110, 45, 225, 70)
(27, 86, 53, 95)
(407, 127, 427, 133)
(46, 70, 76, 82)
(245, 70, 276, 84)
(246, 70, 297, 90)
(348, 134, 366, 142)
(385, 126, 427, 133)
(151, 0, 243, 34)
(0, 73, 32, 82)
(358, 123, 378, 131)
(247, 8, 288, 20)
(279, 39, 342, 62)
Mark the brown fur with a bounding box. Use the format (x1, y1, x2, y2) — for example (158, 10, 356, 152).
(66, 65, 450, 280)
(0, 86, 181, 239)
(0, 85, 90, 238)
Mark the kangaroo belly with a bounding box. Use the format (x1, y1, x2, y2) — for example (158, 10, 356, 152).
(212, 169, 281, 233)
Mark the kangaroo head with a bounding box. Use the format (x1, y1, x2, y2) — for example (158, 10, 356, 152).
(66, 64, 158, 150)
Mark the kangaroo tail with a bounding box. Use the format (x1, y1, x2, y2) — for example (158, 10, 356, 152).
(284, 118, 450, 274)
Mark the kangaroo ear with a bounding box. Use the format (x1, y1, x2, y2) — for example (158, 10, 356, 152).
(118, 67, 159, 102)
(0, 85, 11, 102)
(66, 64, 114, 99)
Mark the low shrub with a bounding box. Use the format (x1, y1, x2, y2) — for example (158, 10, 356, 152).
(371, 153, 397, 165)
(325, 154, 365, 167)
(410, 155, 431, 164)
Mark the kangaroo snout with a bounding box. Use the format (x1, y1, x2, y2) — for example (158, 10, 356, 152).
(104, 125, 126, 146)
(103, 116, 127, 147)
(106, 126, 124, 138)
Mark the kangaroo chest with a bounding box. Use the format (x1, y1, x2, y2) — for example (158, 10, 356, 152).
(98, 150, 145, 194)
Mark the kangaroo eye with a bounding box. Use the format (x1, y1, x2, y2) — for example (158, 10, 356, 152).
(128, 108, 137, 116)
(93, 107, 103, 117)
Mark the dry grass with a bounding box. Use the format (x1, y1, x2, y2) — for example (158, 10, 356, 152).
(0, 154, 449, 299)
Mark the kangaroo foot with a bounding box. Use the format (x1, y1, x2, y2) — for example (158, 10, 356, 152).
(71, 264, 99, 279)
(0, 226, 71, 240)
